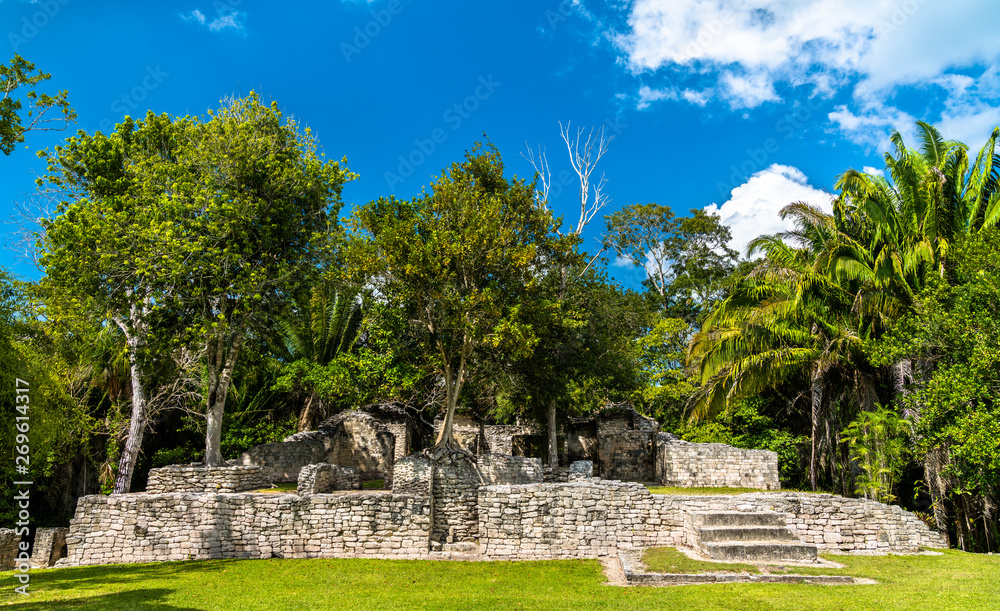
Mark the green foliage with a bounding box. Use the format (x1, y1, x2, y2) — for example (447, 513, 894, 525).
(604, 203, 738, 320)
(841, 405, 910, 504)
(346, 142, 559, 447)
(0, 54, 75, 155)
(678, 399, 806, 486)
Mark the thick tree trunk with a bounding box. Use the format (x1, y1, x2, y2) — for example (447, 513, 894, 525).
(547, 400, 558, 467)
(204, 334, 244, 467)
(810, 370, 823, 492)
(112, 342, 149, 494)
(434, 351, 468, 452)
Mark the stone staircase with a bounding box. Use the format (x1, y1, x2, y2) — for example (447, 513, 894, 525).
(686, 511, 817, 563)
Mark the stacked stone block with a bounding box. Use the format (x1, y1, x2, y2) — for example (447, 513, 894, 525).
(297, 463, 361, 495)
(477, 454, 543, 485)
(58, 492, 432, 566)
(146, 465, 271, 494)
(0, 528, 19, 570)
(30, 527, 68, 568)
(234, 439, 329, 483)
(655, 435, 780, 490)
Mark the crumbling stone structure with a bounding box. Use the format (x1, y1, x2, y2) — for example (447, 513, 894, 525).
(234, 403, 425, 486)
(31, 527, 69, 568)
(296, 463, 361, 495)
(477, 482, 945, 558)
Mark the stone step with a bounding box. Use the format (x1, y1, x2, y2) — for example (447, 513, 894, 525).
(702, 541, 818, 563)
(697, 525, 800, 543)
(688, 511, 786, 528)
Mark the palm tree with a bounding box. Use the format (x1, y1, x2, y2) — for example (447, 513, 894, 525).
(689, 203, 875, 490)
(272, 283, 362, 430)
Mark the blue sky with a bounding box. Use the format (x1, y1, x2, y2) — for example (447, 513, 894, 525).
(2, 0, 999, 288)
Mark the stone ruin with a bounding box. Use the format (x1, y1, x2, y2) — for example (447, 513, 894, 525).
(34, 402, 945, 568)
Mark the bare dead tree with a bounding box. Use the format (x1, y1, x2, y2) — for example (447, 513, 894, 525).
(522, 122, 614, 467)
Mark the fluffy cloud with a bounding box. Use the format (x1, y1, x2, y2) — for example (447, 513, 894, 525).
(705, 164, 833, 258)
(180, 8, 246, 32)
(615, 0, 1000, 144)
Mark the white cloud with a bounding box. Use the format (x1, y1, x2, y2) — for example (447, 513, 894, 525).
(180, 7, 246, 32)
(180, 9, 206, 24)
(705, 164, 833, 258)
(862, 166, 882, 175)
(615, 0, 1000, 144)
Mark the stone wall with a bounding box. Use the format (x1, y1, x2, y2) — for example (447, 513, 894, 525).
(235, 439, 328, 483)
(297, 463, 361, 495)
(0, 528, 19, 571)
(328, 417, 395, 482)
(478, 482, 945, 558)
(655, 435, 780, 490)
(482, 425, 535, 455)
(661, 493, 944, 552)
(599, 431, 655, 481)
(479, 481, 666, 558)
(430, 453, 480, 543)
(146, 465, 271, 494)
(59, 492, 431, 566)
(30, 527, 68, 568)
(478, 454, 543, 485)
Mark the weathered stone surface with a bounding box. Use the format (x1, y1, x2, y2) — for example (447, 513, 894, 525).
(568, 460, 593, 481)
(655, 434, 779, 490)
(58, 492, 432, 566)
(30, 527, 68, 568)
(146, 465, 271, 494)
(297, 463, 361, 495)
(0, 528, 20, 571)
(477, 484, 945, 559)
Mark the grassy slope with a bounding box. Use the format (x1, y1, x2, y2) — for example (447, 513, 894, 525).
(1, 550, 997, 610)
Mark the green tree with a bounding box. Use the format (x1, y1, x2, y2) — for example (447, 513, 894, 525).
(347, 143, 557, 451)
(1, 54, 75, 154)
(36, 112, 190, 492)
(841, 405, 909, 504)
(604, 204, 738, 321)
(166, 94, 354, 466)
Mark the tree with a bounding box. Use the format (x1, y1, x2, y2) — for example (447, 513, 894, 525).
(271, 281, 363, 430)
(604, 204, 738, 321)
(347, 143, 558, 451)
(1, 54, 74, 155)
(167, 94, 355, 466)
(37, 94, 354, 472)
(36, 112, 189, 492)
(689, 203, 875, 490)
(523, 122, 613, 464)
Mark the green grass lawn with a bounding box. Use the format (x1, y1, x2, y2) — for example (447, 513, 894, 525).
(642, 546, 760, 574)
(1, 549, 996, 610)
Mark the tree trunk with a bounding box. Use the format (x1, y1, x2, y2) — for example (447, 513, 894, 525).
(204, 334, 244, 467)
(298, 395, 316, 432)
(924, 444, 951, 546)
(112, 343, 149, 494)
(434, 351, 468, 452)
(810, 370, 823, 492)
(547, 400, 558, 467)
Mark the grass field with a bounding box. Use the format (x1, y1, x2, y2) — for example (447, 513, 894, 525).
(1, 549, 996, 610)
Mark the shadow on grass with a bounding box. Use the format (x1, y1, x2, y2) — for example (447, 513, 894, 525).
(1, 588, 201, 610)
(2, 559, 236, 595)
